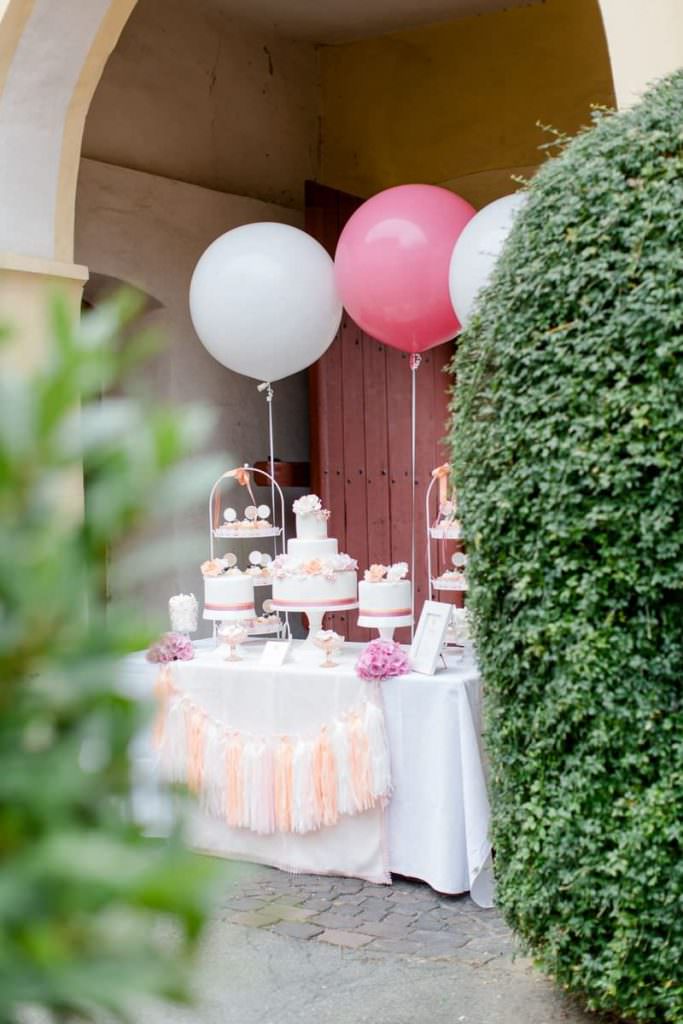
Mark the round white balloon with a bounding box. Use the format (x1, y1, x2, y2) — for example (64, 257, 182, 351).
(190, 222, 343, 382)
(449, 193, 527, 327)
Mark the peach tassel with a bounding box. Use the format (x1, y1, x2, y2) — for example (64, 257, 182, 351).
(152, 666, 174, 749)
(224, 733, 243, 827)
(313, 727, 338, 828)
(185, 706, 206, 793)
(274, 737, 294, 832)
(348, 712, 373, 812)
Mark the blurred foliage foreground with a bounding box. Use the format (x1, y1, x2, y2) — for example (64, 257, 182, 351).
(0, 294, 224, 1023)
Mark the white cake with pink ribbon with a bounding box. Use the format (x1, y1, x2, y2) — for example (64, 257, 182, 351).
(358, 562, 413, 637)
(271, 496, 358, 626)
(201, 558, 255, 621)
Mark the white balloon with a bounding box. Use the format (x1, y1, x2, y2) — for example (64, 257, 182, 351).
(189, 222, 343, 382)
(449, 193, 527, 327)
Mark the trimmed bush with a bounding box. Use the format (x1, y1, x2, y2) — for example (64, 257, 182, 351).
(450, 72, 683, 1022)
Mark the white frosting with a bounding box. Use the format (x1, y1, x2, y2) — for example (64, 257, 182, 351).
(272, 571, 357, 610)
(203, 575, 255, 621)
(357, 579, 413, 629)
(287, 537, 338, 560)
(295, 512, 328, 540)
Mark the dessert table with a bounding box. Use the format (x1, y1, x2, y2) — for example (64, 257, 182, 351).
(121, 639, 494, 908)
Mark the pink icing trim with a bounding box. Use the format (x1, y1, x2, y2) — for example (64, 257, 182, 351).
(358, 608, 412, 618)
(205, 601, 255, 611)
(272, 597, 358, 608)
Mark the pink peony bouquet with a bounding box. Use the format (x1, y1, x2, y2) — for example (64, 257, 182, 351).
(146, 631, 194, 663)
(356, 639, 410, 681)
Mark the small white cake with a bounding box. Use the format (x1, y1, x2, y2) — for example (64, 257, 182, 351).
(201, 560, 255, 621)
(358, 580, 412, 629)
(271, 495, 358, 617)
(357, 563, 412, 633)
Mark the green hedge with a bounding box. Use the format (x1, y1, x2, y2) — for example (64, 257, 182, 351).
(450, 72, 683, 1023)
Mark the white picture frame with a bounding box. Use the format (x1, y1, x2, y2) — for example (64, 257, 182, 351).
(410, 601, 452, 675)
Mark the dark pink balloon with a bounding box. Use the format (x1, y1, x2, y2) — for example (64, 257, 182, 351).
(334, 184, 475, 353)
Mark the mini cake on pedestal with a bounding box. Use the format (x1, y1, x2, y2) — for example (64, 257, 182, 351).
(433, 552, 469, 592)
(358, 562, 413, 640)
(201, 558, 256, 621)
(271, 495, 358, 638)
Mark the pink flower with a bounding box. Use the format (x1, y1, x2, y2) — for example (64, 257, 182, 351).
(356, 639, 410, 681)
(146, 632, 194, 663)
(304, 559, 323, 575)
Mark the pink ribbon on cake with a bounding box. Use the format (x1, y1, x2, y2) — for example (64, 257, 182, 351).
(272, 597, 357, 609)
(358, 608, 412, 618)
(204, 601, 255, 611)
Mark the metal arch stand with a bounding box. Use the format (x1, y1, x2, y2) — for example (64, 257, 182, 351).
(425, 471, 463, 648)
(208, 464, 290, 642)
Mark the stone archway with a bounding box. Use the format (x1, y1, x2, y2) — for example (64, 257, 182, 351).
(0, 0, 138, 357)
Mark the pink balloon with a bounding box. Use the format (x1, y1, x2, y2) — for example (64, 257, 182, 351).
(334, 184, 475, 353)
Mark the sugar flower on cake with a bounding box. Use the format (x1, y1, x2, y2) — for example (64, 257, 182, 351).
(200, 557, 229, 577)
(292, 494, 331, 519)
(364, 563, 387, 583)
(330, 553, 358, 572)
(386, 561, 409, 581)
(272, 552, 357, 579)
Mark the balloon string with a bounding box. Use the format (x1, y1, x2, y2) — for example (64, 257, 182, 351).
(259, 381, 277, 554)
(409, 352, 422, 640)
(267, 385, 276, 552)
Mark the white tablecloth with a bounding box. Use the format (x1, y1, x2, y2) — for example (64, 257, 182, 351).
(121, 640, 494, 907)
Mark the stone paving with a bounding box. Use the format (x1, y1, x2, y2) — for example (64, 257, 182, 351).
(221, 866, 514, 965)
(132, 864, 600, 1024)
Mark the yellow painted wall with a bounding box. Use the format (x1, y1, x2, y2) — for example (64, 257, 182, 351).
(320, 0, 615, 205)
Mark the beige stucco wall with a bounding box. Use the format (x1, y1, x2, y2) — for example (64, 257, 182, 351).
(82, 0, 319, 210)
(75, 156, 309, 624)
(597, 0, 683, 109)
(318, 0, 615, 205)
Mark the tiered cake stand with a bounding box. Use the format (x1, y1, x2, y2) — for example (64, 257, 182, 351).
(207, 465, 289, 641)
(425, 472, 468, 647)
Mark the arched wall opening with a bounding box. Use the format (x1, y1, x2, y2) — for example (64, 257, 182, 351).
(72, 0, 617, 623)
(3, 0, 681, 623)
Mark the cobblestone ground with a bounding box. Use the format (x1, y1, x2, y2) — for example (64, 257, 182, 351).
(221, 867, 513, 964)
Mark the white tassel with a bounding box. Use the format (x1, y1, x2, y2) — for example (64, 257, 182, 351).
(159, 696, 189, 784)
(200, 719, 226, 820)
(250, 740, 275, 835)
(331, 719, 355, 816)
(292, 739, 316, 834)
(241, 739, 258, 831)
(364, 701, 392, 800)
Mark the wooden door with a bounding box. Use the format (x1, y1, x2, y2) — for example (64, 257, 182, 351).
(306, 181, 454, 642)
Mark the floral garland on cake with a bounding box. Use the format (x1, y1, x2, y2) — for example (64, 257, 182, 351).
(153, 667, 391, 835)
(271, 552, 357, 581)
(363, 562, 409, 583)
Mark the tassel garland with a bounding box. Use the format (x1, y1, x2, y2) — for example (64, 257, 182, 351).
(153, 671, 391, 836)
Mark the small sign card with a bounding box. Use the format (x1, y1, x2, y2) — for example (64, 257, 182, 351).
(260, 640, 292, 668)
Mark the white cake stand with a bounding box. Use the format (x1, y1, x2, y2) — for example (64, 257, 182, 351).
(357, 619, 412, 643)
(271, 603, 359, 642)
